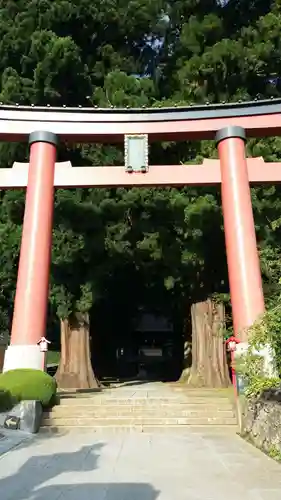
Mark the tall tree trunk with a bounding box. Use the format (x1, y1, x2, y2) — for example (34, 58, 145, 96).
(55, 311, 99, 390)
(188, 299, 230, 388)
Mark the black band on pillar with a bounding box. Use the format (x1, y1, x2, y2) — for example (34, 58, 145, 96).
(215, 126, 246, 145)
(29, 131, 58, 147)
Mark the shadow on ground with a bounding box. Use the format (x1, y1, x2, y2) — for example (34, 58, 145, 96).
(0, 439, 160, 500)
(105, 379, 160, 388)
(57, 379, 160, 394)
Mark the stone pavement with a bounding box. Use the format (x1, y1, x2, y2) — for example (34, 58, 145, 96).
(0, 427, 280, 500)
(0, 428, 32, 456)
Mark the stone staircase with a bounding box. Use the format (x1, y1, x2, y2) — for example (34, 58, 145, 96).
(42, 382, 238, 433)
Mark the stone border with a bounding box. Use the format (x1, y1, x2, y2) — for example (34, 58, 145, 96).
(0, 400, 43, 435)
(240, 388, 281, 461)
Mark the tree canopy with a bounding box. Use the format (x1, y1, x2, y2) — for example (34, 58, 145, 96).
(0, 0, 280, 370)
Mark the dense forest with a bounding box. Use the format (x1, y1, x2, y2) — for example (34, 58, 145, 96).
(0, 0, 280, 388)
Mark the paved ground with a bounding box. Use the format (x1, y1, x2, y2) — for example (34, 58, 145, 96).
(0, 427, 280, 500)
(0, 382, 280, 500)
(0, 428, 32, 456)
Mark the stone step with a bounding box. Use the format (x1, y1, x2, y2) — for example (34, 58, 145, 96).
(53, 398, 232, 408)
(59, 387, 233, 396)
(49, 386, 237, 431)
(104, 392, 233, 399)
(40, 424, 239, 434)
(43, 416, 237, 427)
(45, 408, 235, 418)
(56, 398, 233, 406)
(102, 385, 231, 391)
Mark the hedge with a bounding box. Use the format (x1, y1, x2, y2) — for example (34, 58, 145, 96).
(0, 369, 57, 408)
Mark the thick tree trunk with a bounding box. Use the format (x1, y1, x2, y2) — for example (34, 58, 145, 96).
(55, 312, 99, 390)
(188, 299, 230, 388)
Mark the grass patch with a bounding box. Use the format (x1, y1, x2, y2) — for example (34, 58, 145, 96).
(268, 445, 281, 462)
(47, 350, 60, 365)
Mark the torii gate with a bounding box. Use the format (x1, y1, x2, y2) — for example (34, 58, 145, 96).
(1, 99, 281, 372)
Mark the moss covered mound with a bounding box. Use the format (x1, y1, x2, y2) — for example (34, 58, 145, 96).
(0, 369, 57, 408)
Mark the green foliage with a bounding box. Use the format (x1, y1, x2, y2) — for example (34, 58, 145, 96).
(0, 369, 57, 408)
(244, 376, 280, 400)
(261, 306, 281, 374)
(235, 302, 281, 399)
(268, 445, 281, 462)
(46, 350, 61, 365)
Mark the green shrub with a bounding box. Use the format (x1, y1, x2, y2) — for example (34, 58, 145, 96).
(0, 369, 57, 408)
(244, 376, 280, 399)
(0, 389, 13, 411)
(235, 305, 281, 399)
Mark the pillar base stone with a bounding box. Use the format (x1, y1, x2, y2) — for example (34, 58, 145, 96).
(3, 345, 45, 372)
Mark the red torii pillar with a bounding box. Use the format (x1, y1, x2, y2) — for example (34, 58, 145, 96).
(216, 126, 265, 342)
(3, 131, 58, 372)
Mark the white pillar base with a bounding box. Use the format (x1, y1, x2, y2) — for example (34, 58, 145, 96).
(235, 342, 278, 378)
(255, 344, 278, 378)
(235, 342, 249, 357)
(3, 345, 45, 372)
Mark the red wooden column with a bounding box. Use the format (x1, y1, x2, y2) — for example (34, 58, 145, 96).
(216, 126, 265, 342)
(3, 131, 58, 372)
